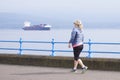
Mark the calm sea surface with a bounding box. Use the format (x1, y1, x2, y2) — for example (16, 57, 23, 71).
(0, 28, 120, 59)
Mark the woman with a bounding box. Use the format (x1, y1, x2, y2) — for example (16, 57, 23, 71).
(68, 20, 88, 73)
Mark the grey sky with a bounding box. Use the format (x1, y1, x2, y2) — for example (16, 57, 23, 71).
(1, 0, 119, 13)
(0, 0, 120, 28)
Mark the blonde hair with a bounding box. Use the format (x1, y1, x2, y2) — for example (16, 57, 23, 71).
(74, 20, 83, 30)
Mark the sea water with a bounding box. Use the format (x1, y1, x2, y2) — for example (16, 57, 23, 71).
(0, 28, 120, 59)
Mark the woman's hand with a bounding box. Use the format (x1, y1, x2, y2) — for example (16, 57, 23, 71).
(68, 43, 71, 48)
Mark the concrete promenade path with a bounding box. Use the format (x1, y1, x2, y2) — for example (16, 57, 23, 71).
(0, 64, 120, 80)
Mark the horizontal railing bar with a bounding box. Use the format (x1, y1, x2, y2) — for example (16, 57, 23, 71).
(0, 48, 18, 50)
(53, 42, 120, 44)
(0, 47, 119, 54)
(54, 50, 88, 53)
(22, 49, 51, 52)
(22, 41, 51, 43)
(0, 40, 18, 43)
(85, 42, 120, 45)
(0, 40, 120, 45)
(0, 40, 51, 43)
(0, 48, 52, 52)
(54, 42, 68, 44)
(91, 51, 120, 54)
(54, 50, 72, 52)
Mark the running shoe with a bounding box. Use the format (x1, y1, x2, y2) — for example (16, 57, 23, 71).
(71, 69, 77, 73)
(81, 66, 88, 74)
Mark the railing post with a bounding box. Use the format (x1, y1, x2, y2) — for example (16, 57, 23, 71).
(19, 38, 22, 55)
(87, 39, 92, 58)
(51, 38, 55, 56)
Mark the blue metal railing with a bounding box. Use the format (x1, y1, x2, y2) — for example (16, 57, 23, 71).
(0, 38, 120, 58)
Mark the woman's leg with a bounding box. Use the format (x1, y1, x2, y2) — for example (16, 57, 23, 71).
(78, 59, 85, 68)
(73, 45, 85, 69)
(73, 60, 78, 70)
(73, 45, 88, 73)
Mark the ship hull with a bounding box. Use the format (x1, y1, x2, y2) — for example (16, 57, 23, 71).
(22, 27, 50, 30)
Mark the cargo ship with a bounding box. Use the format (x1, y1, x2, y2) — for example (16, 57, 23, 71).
(22, 21, 51, 30)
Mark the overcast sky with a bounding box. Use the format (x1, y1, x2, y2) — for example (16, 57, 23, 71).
(0, 0, 120, 28)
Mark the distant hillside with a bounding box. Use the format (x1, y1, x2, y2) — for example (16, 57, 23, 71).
(0, 12, 66, 29)
(0, 12, 120, 29)
(0, 13, 42, 29)
(0, 13, 44, 29)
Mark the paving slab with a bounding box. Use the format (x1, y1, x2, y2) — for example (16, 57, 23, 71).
(0, 64, 120, 80)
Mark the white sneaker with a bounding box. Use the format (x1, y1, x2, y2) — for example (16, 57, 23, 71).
(81, 66, 88, 74)
(71, 69, 77, 73)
